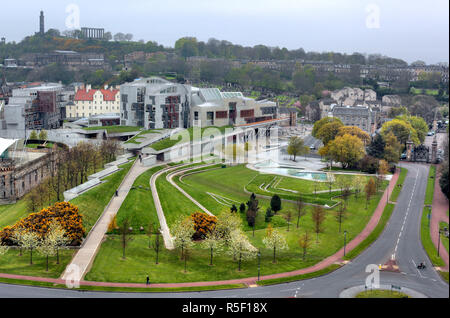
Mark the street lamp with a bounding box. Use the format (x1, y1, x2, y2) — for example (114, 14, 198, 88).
(257, 250, 261, 281)
(343, 230, 348, 256)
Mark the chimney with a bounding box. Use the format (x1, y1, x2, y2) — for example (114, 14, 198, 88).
(104, 84, 108, 90)
(86, 84, 92, 91)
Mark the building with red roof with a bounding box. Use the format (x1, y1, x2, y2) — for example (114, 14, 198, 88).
(67, 85, 120, 119)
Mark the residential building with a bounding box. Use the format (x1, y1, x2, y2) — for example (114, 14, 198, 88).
(66, 85, 120, 119)
(331, 105, 375, 134)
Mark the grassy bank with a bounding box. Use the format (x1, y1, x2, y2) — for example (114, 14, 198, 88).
(390, 168, 407, 202)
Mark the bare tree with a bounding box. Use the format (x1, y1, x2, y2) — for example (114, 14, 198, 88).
(119, 217, 133, 259)
(311, 206, 326, 243)
(298, 231, 311, 260)
(296, 196, 307, 229)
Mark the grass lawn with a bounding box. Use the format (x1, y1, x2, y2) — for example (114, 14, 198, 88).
(420, 207, 446, 267)
(71, 160, 135, 234)
(0, 199, 30, 229)
(440, 222, 449, 254)
(424, 165, 436, 206)
(26, 142, 54, 149)
(86, 165, 387, 284)
(0, 248, 75, 278)
(355, 290, 410, 298)
(390, 168, 407, 203)
(115, 165, 165, 233)
(125, 129, 162, 145)
(150, 126, 233, 151)
(83, 126, 142, 133)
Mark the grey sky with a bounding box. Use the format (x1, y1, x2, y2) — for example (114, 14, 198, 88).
(0, 0, 448, 64)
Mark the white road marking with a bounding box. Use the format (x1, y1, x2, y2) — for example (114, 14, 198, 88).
(392, 168, 419, 259)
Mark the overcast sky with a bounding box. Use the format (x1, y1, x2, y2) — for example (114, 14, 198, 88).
(1, 0, 448, 64)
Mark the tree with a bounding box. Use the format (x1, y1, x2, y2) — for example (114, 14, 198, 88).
(325, 172, 335, 194)
(246, 194, 259, 227)
(285, 211, 293, 232)
(12, 230, 40, 265)
(146, 222, 154, 249)
(215, 210, 242, 246)
(337, 126, 370, 146)
(439, 163, 449, 200)
(153, 229, 162, 264)
(364, 178, 377, 209)
(119, 218, 133, 259)
(201, 228, 223, 266)
(353, 175, 366, 199)
(312, 117, 343, 138)
(0, 243, 8, 257)
(265, 207, 273, 223)
(287, 136, 309, 161)
(377, 160, 390, 191)
(316, 121, 344, 146)
(397, 115, 428, 144)
(296, 196, 307, 229)
(311, 206, 326, 243)
(29, 130, 38, 140)
(270, 195, 282, 215)
(335, 200, 347, 233)
(38, 130, 48, 141)
(239, 203, 246, 214)
(380, 119, 419, 146)
(228, 231, 257, 271)
(113, 32, 126, 41)
(383, 132, 402, 164)
(46, 221, 69, 264)
(298, 231, 311, 260)
(263, 225, 288, 263)
(172, 217, 195, 259)
(327, 134, 365, 169)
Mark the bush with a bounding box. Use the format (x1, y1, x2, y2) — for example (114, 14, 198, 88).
(359, 155, 379, 174)
(0, 202, 85, 246)
(191, 212, 217, 240)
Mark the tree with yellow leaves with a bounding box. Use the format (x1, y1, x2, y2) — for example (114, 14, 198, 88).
(327, 134, 365, 169)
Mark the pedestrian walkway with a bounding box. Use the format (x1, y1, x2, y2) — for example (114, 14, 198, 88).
(2, 168, 400, 289)
(60, 159, 155, 282)
(430, 169, 449, 271)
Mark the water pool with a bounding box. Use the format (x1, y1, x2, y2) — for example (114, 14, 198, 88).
(253, 160, 328, 181)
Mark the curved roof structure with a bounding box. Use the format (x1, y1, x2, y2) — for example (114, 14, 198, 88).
(0, 138, 18, 157)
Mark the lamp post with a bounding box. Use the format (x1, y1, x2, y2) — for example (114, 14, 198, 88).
(343, 230, 347, 257)
(257, 250, 261, 281)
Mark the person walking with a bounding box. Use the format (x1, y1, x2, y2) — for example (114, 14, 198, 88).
(146, 275, 150, 285)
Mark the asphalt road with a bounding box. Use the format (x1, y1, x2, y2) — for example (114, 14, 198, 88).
(0, 163, 448, 298)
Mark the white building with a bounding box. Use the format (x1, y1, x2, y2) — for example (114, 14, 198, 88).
(66, 85, 120, 119)
(119, 77, 279, 129)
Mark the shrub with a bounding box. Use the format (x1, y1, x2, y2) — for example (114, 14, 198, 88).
(0, 202, 85, 246)
(191, 212, 217, 240)
(359, 155, 379, 174)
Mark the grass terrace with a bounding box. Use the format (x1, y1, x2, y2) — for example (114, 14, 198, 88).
(86, 163, 388, 284)
(150, 126, 233, 151)
(83, 126, 143, 133)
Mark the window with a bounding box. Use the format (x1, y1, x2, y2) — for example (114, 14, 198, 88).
(216, 111, 228, 119)
(194, 112, 199, 120)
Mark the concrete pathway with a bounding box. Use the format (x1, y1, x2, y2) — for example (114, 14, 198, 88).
(2, 168, 400, 289)
(60, 159, 154, 282)
(166, 164, 218, 216)
(430, 168, 449, 271)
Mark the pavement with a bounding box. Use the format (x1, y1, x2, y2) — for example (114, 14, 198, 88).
(430, 168, 449, 271)
(60, 159, 154, 282)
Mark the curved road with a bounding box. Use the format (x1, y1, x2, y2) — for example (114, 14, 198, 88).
(0, 163, 448, 298)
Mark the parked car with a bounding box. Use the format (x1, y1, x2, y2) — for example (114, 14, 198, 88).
(400, 153, 407, 160)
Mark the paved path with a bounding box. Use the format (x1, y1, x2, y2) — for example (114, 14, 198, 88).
(430, 168, 449, 271)
(1, 168, 400, 289)
(166, 164, 218, 216)
(339, 284, 427, 298)
(60, 159, 153, 282)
